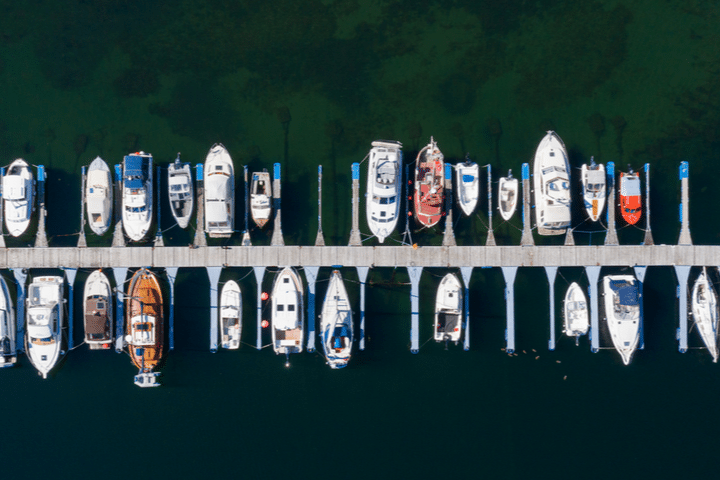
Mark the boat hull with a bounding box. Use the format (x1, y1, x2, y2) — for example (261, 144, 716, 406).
(204, 144, 235, 238)
(126, 269, 164, 373)
(168, 159, 194, 229)
(498, 175, 518, 221)
(603, 275, 641, 365)
(220, 280, 242, 350)
(250, 170, 272, 229)
(455, 161, 479, 216)
(366, 141, 402, 242)
(414, 138, 444, 228)
(320, 270, 353, 368)
(25, 276, 65, 378)
(533, 131, 571, 235)
(619, 172, 642, 225)
(581, 163, 606, 222)
(434, 273, 463, 344)
(86, 157, 113, 236)
(83, 270, 113, 350)
(564, 282, 589, 338)
(692, 268, 718, 362)
(3, 159, 35, 237)
(121, 152, 153, 242)
(271, 267, 304, 357)
(0, 276, 16, 367)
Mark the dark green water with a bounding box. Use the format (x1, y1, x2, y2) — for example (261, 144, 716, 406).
(2, 1, 720, 478)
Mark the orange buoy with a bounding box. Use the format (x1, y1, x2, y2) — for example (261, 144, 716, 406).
(261, 292, 269, 301)
(412, 243, 418, 250)
(261, 320, 269, 328)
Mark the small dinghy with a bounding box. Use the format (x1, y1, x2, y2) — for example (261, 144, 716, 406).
(250, 170, 272, 228)
(434, 273, 463, 347)
(219, 280, 242, 350)
(692, 268, 718, 363)
(619, 169, 642, 225)
(455, 157, 479, 216)
(581, 157, 606, 222)
(83, 270, 113, 350)
(3, 158, 35, 237)
(498, 170, 518, 221)
(86, 156, 113, 235)
(320, 270, 353, 369)
(0, 276, 16, 367)
(167, 154, 194, 229)
(564, 282, 589, 345)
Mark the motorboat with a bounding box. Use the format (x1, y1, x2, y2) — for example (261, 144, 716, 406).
(366, 140, 402, 242)
(433, 273, 463, 347)
(581, 157, 606, 222)
(603, 274, 641, 365)
(564, 282, 589, 345)
(0, 276, 16, 367)
(271, 267, 304, 364)
(121, 152, 153, 241)
(455, 156, 479, 216)
(498, 170, 518, 221)
(692, 268, 718, 362)
(167, 154, 193, 229)
(414, 137, 444, 228)
(85, 156, 113, 235)
(3, 158, 34, 237)
(25, 276, 65, 378)
(533, 131, 571, 235)
(619, 169, 642, 225)
(250, 170, 272, 228)
(83, 269, 113, 350)
(320, 270, 353, 369)
(126, 268, 163, 387)
(220, 280, 241, 350)
(204, 143, 234, 238)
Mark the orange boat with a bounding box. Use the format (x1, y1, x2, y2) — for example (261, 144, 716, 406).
(126, 268, 164, 387)
(414, 137, 445, 228)
(619, 170, 642, 225)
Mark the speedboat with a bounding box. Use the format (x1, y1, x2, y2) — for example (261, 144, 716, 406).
(204, 143, 234, 238)
(455, 156, 479, 216)
(320, 270, 353, 369)
(581, 157, 606, 222)
(564, 282, 589, 345)
(250, 170, 272, 228)
(126, 268, 163, 387)
(366, 140, 402, 242)
(0, 276, 16, 367)
(86, 156, 113, 235)
(121, 152, 153, 241)
(619, 169, 642, 225)
(83, 269, 113, 350)
(692, 268, 718, 362)
(603, 274, 641, 365)
(167, 154, 193, 229)
(498, 170, 518, 221)
(3, 158, 34, 237)
(25, 276, 65, 378)
(271, 267, 304, 364)
(414, 137, 444, 228)
(533, 131, 571, 235)
(434, 273, 463, 347)
(220, 280, 241, 350)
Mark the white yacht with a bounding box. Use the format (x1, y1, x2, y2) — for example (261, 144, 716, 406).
(3, 158, 34, 237)
(498, 170, 518, 221)
(320, 270, 353, 369)
(220, 280, 242, 350)
(603, 275, 641, 365)
(455, 158, 479, 216)
(271, 267, 304, 364)
(0, 276, 16, 367)
(434, 273, 463, 346)
(366, 140, 402, 242)
(581, 157, 606, 222)
(204, 144, 234, 238)
(167, 154, 193, 229)
(564, 282, 589, 345)
(250, 170, 272, 228)
(533, 131, 571, 235)
(25, 276, 65, 378)
(85, 156, 113, 235)
(121, 152, 153, 241)
(692, 268, 718, 363)
(83, 270, 113, 350)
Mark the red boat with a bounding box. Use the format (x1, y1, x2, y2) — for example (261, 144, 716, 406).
(619, 170, 642, 225)
(414, 137, 444, 228)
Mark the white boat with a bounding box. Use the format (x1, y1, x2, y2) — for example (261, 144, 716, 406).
(434, 273, 463, 346)
(121, 152, 153, 241)
(0, 276, 16, 367)
(533, 131, 571, 235)
(83, 270, 113, 350)
(581, 157, 606, 222)
(220, 280, 241, 350)
(271, 267, 304, 364)
(455, 157, 479, 216)
(204, 143, 234, 238)
(692, 268, 718, 363)
(564, 282, 589, 345)
(25, 276, 65, 378)
(250, 170, 272, 228)
(85, 157, 113, 236)
(498, 170, 518, 221)
(3, 158, 34, 237)
(366, 140, 402, 242)
(167, 154, 193, 229)
(603, 274, 641, 365)
(320, 270, 353, 369)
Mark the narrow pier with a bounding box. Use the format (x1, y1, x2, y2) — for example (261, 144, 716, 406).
(678, 162, 692, 245)
(586, 266, 601, 352)
(112, 164, 125, 248)
(674, 265, 690, 353)
(357, 266, 369, 350)
(408, 266, 422, 353)
(207, 266, 221, 352)
(348, 163, 361, 246)
(604, 162, 618, 245)
(12, 268, 26, 353)
(520, 163, 534, 246)
(304, 266, 319, 353)
(442, 163, 456, 247)
(242, 166, 251, 246)
(64, 268, 76, 349)
(485, 164, 495, 246)
(166, 267, 178, 351)
(113, 267, 127, 352)
(77, 166, 87, 248)
(193, 164, 206, 247)
(34, 165, 48, 248)
(643, 163, 654, 246)
(634, 266, 647, 349)
(460, 266, 472, 351)
(544, 266, 557, 351)
(501, 266, 518, 353)
(315, 166, 325, 247)
(253, 266, 264, 350)
(154, 165, 164, 247)
(271, 163, 284, 246)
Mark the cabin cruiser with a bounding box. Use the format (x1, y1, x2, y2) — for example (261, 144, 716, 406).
(455, 157, 479, 216)
(220, 280, 242, 350)
(434, 273, 463, 347)
(619, 169, 642, 225)
(564, 282, 589, 345)
(271, 267, 304, 365)
(126, 268, 163, 387)
(320, 270, 353, 369)
(204, 144, 234, 238)
(498, 170, 518, 221)
(3, 158, 34, 237)
(692, 268, 718, 362)
(25, 276, 65, 378)
(581, 157, 606, 222)
(83, 270, 113, 350)
(86, 156, 113, 235)
(603, 274, 641, 365)
(121, 152, 153, 241)
(250, 170, 272, 228)
(533, 131, 571, 235)
(414, 137, 445, 228)
(0, 276, 15, 367)
(366, 140, 402, 242)
(167, 154, 193, 229)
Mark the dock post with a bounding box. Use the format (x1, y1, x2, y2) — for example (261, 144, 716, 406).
(544, 266, 558, 351)
(315, 165, 325, 246)
(460, 266, 472, 351)
(207, 267, 221, 352)
(585, 266, 601, 352)
(634, 266, 647, 349)
(271, 163, 284, 246)
(12, 268, 26, 353)
(357, 266, 369, 350)
(442, 163, 456, 246)
(193, 164, 206, 247)
(604, 162, 619, 245)
(253, 267, 265, 350)
(349, 162, 362, 246)
(166, 267, 178, 351)
(486, 164, 495, 246)
(242, 166, 251, 246)
(501, 266, 518, 353)
(678, 162, 692, 245)
(520, 163, 534, 246)
(304, 266, 319, 353)
(154, 165, 164, 247)
(113, 268, 128, 352)
(64, 268, 76, 349)
(643, 163, 654, 245)
(34, 165, 48, 248)
(77, 165, 87, 247)
(674, 265, 690, 353)
(408, 266, 423, 353)
(112, 164, 125, 247)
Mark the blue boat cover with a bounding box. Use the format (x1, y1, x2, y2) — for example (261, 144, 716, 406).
(462, 174, 475, 182)
(333, 337, 342, 349)
(124, 155, 147, 188)
(609, 280, 639, 306)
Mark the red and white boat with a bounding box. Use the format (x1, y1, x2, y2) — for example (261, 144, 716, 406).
(413, 137, 444, 228)
(619, 169, 641, 225)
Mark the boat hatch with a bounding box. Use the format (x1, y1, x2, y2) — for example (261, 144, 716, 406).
(284, 278, 289, 283)
(462, 174, 475, 183)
